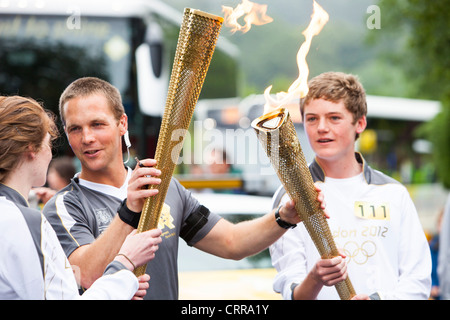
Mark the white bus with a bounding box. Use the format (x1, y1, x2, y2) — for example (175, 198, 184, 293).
(0, 0, 239, 157)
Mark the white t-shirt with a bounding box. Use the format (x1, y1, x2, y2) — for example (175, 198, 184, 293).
(270, 156, 431, 300)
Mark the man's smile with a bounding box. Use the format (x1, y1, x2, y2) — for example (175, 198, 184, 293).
(83, 149, 101, 156)
(317, 138, 334, 144)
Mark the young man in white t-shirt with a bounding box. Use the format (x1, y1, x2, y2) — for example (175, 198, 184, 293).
(270, 72, 432, 300)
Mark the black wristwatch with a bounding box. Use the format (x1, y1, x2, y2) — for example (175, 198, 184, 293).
(117, 199, 141, 229)
(275, 206, 297, 229)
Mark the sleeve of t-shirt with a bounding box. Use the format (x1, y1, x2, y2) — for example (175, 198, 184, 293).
(78, 261, 138, 300)
(171, 178, 222, 246)
(379, 186, 432, 300)
(269, 186, 310, 300)
(438, 195, 450, 299)
(43, 190, 96, 258)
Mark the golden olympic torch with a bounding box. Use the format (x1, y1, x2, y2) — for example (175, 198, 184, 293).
(252, 108, 356, 300)
(134, 8, 223, 277)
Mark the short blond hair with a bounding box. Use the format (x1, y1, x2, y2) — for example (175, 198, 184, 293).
(59, 77, 124, 125)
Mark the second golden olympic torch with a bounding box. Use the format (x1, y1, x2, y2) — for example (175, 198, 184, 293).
(252, 108, 356, 300)
(134, 9, 223, 277)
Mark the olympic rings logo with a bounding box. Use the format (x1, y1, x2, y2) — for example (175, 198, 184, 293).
(342, 240, 377, 265)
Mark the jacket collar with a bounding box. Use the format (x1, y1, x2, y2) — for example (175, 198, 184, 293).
(309, 152, 371, 183)
(0, 183, 29, 207)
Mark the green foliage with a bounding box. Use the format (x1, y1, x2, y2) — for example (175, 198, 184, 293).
(375, 0, 450, 188)
(376, 0, 450, 100)
(418, 104, 450, 188)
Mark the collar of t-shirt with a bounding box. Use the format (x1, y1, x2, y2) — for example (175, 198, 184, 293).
(324, 172, 365, 185)
(75, 167, 132, 200)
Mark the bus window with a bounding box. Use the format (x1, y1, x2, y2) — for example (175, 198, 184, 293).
(0, 7, 239, 158)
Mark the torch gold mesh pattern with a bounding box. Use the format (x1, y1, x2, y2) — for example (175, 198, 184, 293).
(134, 8, 223, 277)
(252, 108, 355, 300)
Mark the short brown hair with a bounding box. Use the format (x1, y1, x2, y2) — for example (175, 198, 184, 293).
(300, 72, 367, 123)
(59, 77, 124, 125)
(49, 156, 76, 185)
(0, 96, 58, 182)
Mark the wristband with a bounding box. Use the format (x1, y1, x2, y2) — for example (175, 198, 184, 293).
(117, 198, 141, 228)
(275, 206, 297, 229)
(116, 253, 136, 270)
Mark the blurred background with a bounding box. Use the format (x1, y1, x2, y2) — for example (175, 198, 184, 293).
(1, 0, 448, 299)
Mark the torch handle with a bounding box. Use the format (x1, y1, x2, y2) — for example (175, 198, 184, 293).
(299, 199, 356, 300)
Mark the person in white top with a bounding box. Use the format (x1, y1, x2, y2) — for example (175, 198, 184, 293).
(0, 95, 162, 300)
(270, 72, 431, 300)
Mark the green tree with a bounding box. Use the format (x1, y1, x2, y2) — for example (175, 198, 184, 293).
(375, 0, 450, 188)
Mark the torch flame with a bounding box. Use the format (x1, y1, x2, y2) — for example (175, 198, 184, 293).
(263, 1, 329, 114)
(222, 0, 273, 34)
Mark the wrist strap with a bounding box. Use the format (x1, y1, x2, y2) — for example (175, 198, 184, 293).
(275, 206, 297, 229)
(117, 199, 141, 228)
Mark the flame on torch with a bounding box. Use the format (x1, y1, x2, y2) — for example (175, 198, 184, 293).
(263, 0, 329, 114)
(222, 0, 273, 34)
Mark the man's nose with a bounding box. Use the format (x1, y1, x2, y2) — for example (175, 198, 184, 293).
(317, 118, 329, 132)
(81, 128, 95, 144)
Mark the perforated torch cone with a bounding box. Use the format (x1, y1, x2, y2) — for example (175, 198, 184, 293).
(134, 8, 223, 277)
(252, 107, 355, 300)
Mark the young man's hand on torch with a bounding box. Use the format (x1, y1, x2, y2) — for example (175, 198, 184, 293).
(277, 182, 329, 225)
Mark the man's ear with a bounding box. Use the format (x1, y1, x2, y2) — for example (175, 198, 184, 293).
(356, 115, 367, 135)
(119, 113, 128, 136)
